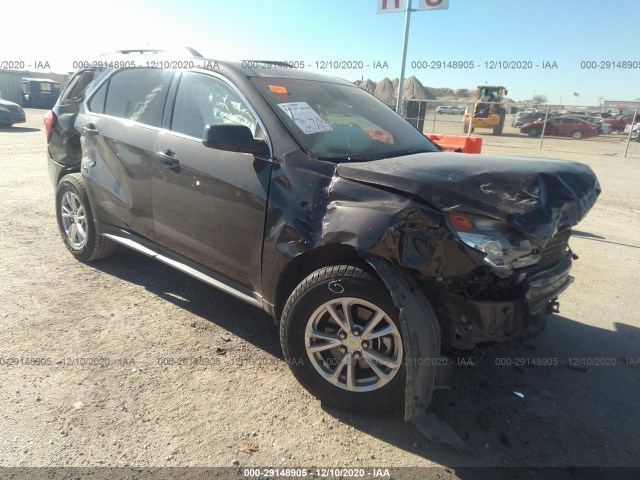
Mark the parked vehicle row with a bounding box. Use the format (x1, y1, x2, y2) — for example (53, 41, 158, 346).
(520, 115, 600, 140)
(512, 108, 640, 139)
(603, 113, 637, 133)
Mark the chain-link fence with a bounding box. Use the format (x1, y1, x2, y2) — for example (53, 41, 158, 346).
(401, 99, 640, 158)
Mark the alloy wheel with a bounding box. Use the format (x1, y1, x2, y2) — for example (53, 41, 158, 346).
(304, 297, 403, 392)
(60, 191, 87, 249)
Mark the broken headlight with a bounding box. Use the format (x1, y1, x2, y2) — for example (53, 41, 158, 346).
(446, 213, 540, 276)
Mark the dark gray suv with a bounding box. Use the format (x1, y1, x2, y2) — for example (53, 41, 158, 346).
(48, 58, 600, 424)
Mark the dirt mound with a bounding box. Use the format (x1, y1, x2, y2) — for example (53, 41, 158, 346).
(374, 77, 396, 105)
(402, 76, 436, 100)
(359, 79, 377, 95)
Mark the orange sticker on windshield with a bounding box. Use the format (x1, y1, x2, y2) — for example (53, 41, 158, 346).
(269, 85, 289, 94)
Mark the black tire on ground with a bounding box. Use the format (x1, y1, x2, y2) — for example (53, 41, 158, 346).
(280, 265, 406, 414)
(571, 130, 584, 140)
(55, 173, 116, 262)
(493, 108, 505, 135)
(527, 128, 540, 137)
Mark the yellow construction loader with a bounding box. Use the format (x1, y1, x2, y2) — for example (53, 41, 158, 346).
(463, 86, 508, 135)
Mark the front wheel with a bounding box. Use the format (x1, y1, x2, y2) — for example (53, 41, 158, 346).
(55, 174, 116, 261)
(280, 266, 406, 413)
(527, 128, 540, 137)
(571, 130, 584, 140)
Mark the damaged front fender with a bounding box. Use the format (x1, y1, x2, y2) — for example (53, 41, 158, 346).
(364, 256, 442, 423)
(261, 150, 483, 310)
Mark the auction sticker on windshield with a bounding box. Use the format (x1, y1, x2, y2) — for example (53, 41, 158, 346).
(277, 102, 333, 134)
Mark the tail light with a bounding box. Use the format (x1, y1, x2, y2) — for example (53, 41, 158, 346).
(44, 110, 55, 142)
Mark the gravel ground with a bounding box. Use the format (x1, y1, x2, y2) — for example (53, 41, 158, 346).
(0, 110, 639, 478)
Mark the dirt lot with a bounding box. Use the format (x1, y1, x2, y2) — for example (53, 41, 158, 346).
(1, 110, 639, 478)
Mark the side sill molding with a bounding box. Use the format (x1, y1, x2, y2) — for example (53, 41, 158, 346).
(102, 233, 264, 309)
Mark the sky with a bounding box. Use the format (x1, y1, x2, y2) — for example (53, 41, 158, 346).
(2, 0, 639, 105)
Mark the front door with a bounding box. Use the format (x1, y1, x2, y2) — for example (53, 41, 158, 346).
(151, 71, 273, 293)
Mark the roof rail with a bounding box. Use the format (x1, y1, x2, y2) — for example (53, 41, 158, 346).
(241, 60, 299, 68)
(102, 47, 204, 57)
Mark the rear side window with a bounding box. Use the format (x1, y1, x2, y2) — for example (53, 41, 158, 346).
(100, 69, 174, 127)
(60, 70, 97, 103)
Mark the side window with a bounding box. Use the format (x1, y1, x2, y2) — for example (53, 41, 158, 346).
(88, 80, 108, 114)
(102, 69, 174, 127)
(171, 72, 256, 139)
(61, 70, 96, 103)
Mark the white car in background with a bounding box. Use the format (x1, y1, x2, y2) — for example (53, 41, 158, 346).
(436, 105, 465, 114)
(624, 121, 640, 140)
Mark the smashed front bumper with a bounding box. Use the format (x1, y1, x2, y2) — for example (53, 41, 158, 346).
(432, 255, 574, 351)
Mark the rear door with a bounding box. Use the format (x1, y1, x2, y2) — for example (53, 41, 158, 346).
(151, 71, 273, 293)
(560, 118, 578, 137)
(49, 69, 100, 166)
(76, 68, 175, 237)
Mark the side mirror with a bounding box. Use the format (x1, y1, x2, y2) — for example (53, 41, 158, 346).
(202, 124, 269, 156)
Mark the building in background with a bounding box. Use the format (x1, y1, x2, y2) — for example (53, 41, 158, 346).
(602, 100, 640, 114)
(0, 70, 68, 107)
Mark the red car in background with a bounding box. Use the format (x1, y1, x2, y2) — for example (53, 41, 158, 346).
(520, 116, 598, 140)
(603, 113, 637, 133)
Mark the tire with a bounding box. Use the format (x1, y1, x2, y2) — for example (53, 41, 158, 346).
(527, 128, 539, 137)
(55, 173, 116, 262)
(571, 130, 583, 140)
(280, 265, 406, 413)
(493, 108, 505, 135)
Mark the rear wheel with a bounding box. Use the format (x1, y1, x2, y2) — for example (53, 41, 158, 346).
(55, 174, 116, 261)
(493, 108, 506, 135)
(571, 130, 584, 140)
(280, 266, 406, 413)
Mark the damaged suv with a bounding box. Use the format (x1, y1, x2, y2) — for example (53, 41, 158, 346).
(48, 60, 600, 423)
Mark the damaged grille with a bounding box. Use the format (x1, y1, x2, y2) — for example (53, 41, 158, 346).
(536, 229, 571, 269)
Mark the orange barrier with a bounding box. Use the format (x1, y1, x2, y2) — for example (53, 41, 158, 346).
(426, 134, 483, 154)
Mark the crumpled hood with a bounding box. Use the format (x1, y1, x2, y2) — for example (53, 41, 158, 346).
(336, 152, 600, 247)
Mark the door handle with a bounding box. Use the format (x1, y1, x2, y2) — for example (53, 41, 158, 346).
(156, 150, 180, 169)
(82, 123, 99, 135)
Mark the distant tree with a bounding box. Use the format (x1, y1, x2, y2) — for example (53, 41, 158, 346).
(453, 88, 472, 98)
(532, 94, 548, 104)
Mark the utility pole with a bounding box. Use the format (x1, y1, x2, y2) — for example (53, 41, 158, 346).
(378, 0, 450, 113)
(395, 0, 413, 115)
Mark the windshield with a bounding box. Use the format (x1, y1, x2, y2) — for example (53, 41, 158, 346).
(251, 77, 439, 161)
